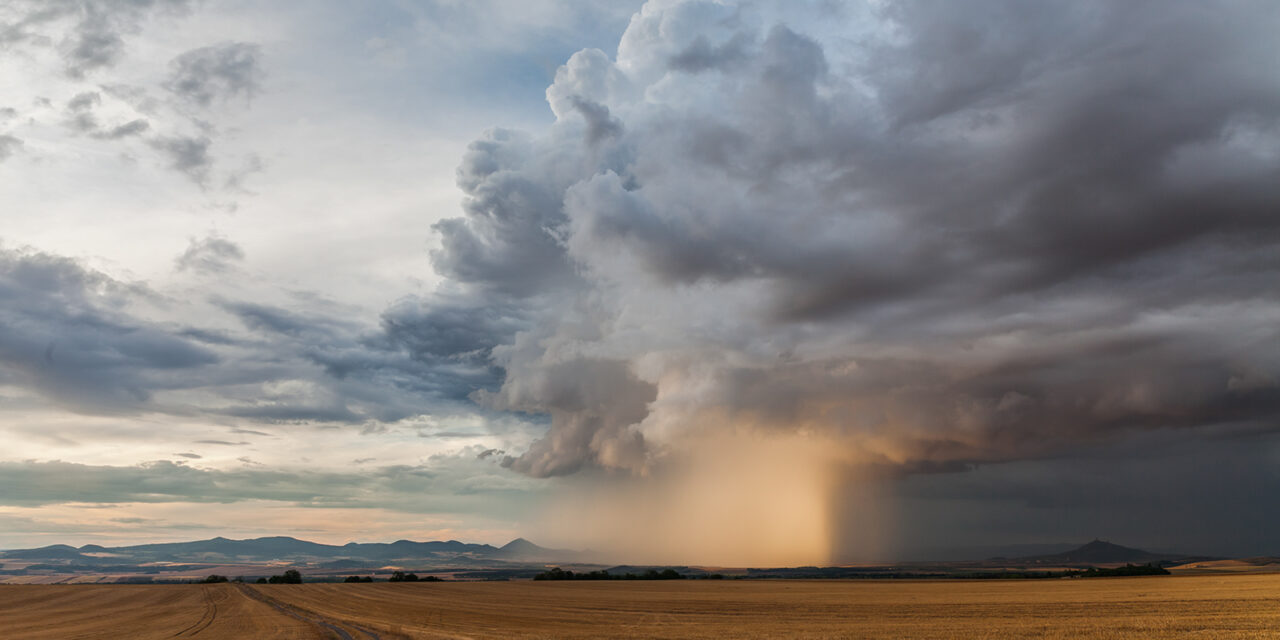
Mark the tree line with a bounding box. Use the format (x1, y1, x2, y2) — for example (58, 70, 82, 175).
(533, 567, 686, 581)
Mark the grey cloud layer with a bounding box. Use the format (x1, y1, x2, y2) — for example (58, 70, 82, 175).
(0, 246, 218, 413)
(0, 455, 534, 514)
(421, 0, 1280, 476)
(0, 245, 506, 425)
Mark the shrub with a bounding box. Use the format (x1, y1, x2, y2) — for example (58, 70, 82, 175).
(267, 569, 303, 584)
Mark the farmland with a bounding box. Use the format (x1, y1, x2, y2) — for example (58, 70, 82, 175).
(2, 573, 1279, 638)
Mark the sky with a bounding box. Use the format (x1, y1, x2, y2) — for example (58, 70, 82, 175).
(1, 0, 1279, 564)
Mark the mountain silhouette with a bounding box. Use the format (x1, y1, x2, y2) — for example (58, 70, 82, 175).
(1014, 539, 1188, 565)
(0, 535, 572, 564)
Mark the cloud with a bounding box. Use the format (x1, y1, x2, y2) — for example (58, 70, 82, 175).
(67, 91, 101, 112)
(419, 0, 1280, 478)
(0, 456, 539, 512)
(150, 135, 212, 184)
(60, 90, 151, 139)
(96, 118, 149, 139)
(164, 41, 263, 107)
(0, 245, 220, 413)
(175, 234, 244, 274)
(0, 134, 21, 161)
(0, 0, 194, 78)
(0, 244, 507, 427)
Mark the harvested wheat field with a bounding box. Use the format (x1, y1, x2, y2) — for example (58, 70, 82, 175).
(2, 574, 1280, 639)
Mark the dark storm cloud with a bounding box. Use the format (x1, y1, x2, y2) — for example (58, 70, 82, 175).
(380, 295, 525, 366)
(164, 42, 263, 107)
(175, 234, 244, 274)
(883, 430, 1280, 558)
(421, 0, 1280, 477)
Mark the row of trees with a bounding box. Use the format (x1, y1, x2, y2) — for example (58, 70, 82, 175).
(259, 569, 303, 584)
(388, 571, 443, 582)
(1073, 564, 1171, 577)
(534, 567, 685, 581)
(197, 569, 448, 584)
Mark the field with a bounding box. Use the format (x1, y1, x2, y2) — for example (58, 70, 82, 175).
(2, 573, 1279, 638)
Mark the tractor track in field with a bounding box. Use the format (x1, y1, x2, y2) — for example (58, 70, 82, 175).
(171, 585, 217, 637)
(234, 583, 397, 640)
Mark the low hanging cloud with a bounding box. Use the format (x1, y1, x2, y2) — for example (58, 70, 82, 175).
(420, 0, 1280, 478)
(0, 245, 509, 426)
(0, 455, 538, 514)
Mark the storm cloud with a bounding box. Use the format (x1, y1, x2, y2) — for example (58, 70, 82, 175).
(424, 0, 1280, 477)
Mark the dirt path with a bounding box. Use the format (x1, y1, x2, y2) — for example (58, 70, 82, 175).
(236, 583, 392, 640)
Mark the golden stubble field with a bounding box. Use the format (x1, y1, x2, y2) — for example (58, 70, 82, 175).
(1, 573, 1279, 639)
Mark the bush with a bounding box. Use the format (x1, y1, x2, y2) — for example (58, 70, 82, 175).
(199, 575, 228, 583)
(267, 569, 303, 584)
(389, 571, 419, 582)
(344, 575, 374, 583)
(1076, 564, 1171, 578)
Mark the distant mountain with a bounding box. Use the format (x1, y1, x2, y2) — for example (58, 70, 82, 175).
(2, 544, 86, 560)
(495, 537, 564, 561)
(0, 535, 572, 565)
(1014, 540, 1194, 566)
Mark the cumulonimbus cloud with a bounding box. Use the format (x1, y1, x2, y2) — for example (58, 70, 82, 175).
(423, 0, 1280, 477)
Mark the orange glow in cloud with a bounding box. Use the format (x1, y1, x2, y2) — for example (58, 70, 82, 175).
(534, 430, 884, 567)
